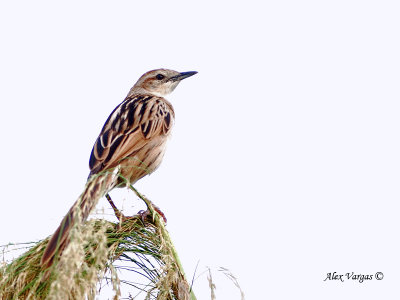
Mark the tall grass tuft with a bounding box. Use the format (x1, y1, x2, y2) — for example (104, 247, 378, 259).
(0, 169, 244, 299)
(0, 180, 196, 299)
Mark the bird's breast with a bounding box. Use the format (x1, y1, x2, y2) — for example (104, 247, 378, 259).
(118, 135, 169, 185)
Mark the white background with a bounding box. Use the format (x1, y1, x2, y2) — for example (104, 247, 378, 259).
(1, 1, 400, 299)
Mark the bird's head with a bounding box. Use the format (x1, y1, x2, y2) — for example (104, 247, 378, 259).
(129, 69, 197, 97)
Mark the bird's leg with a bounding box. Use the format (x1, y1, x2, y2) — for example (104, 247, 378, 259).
(105, 193, 127, 222)
(106, 193, 166, 224)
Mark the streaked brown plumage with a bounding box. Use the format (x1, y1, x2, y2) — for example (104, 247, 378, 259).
(41, 69, 197, 269)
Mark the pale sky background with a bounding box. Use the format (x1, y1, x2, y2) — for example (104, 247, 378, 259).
(1, 0, 400, 299)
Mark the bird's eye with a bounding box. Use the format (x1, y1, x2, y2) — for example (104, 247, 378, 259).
(156, 74, 165, 80)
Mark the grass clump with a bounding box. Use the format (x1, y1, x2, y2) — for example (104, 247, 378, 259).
(0, 183, 196, 300)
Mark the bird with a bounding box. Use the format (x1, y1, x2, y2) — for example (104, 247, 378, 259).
(40, 68, 197, 269)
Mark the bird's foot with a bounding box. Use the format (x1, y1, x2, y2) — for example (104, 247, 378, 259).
(138, 202, 167, 224)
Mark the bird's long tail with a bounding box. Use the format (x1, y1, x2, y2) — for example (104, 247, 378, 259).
(40, 169, 119, 269)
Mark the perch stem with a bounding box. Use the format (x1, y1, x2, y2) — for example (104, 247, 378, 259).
(129, 184, 197, 300)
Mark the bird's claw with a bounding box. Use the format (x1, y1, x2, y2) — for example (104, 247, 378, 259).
(138, 205, 167, 224)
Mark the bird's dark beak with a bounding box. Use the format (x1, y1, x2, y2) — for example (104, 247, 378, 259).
(169, 71, 198, 82)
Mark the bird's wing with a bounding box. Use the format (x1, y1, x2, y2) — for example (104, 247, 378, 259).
(88, 94, 174, 175)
